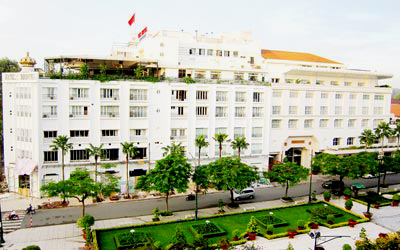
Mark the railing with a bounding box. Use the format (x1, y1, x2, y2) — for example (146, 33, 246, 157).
(171, 113, 187, 118)
(42, 113, 57, 118)
(101, 96, 120, 101)
(101, 113, 119, 118)
(42, 94, 57, 100)
(170, 136, 187, 140)
(69, 96, 88, 100)
(69, 114, 88, 118)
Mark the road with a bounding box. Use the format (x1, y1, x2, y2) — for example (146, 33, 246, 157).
(23, 173, 400, 228)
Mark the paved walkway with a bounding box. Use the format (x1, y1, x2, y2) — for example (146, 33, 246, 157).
(2, 191, 399, 250)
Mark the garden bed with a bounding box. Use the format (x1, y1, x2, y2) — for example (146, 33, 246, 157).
(255, 214, 289, 228)
(114, 232, 150, 250)
(353, 192, 392, 207)
(189, 222, 226, 238)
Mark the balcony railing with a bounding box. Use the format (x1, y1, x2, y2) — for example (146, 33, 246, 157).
(101, 96, 119, 101)
(101, 112, 119, 118)
(42, 113, 57, 118)
(43, 94, 57, 100)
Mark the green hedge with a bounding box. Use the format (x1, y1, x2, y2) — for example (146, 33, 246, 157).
(189, 222, 226, 239)
(254, 214, 289, 228)
(264, 226, 310, 240)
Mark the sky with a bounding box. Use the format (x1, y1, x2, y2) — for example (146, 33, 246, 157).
(1, 0, 399, 86)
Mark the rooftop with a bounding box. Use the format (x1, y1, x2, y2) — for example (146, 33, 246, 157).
(261, 49, 341, 64)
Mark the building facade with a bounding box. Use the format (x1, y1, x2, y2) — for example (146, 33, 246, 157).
(2, 31, 393, 197)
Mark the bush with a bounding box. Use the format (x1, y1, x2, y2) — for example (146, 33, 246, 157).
(343, 188, 352, 196)
(345, 199, 353, 208)
(324, 191, 331, 199)
(232, 229, 240, 238)
(170, 226, 187, 249)
(247, 216, 259, 234)
(159, 210, 173, 216)
(266, 224, 274, 234)
(153, 207, 159, 217)
(217, 199, 225, 212)
(183, 76, 195, 84)
(297, 219, 305, 228)
(393, 194, 400, 202)
(192, 235, 210, 249)
(327, 214, 335, 223)
(77, 214, 95, 229)
(342, 244, 352, 250)
(22, 246, 41, 250)
(311, 190, 317, 200)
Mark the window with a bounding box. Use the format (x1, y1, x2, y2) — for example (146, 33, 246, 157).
(289, 106, 298, 115)
(271, 78, 280, 83)
(178, 70, 186, 78)
(43, 87, 56, 100)
(172, 90, 187, 101)
(306, 92, 313, 98)
(272, 106, 281, 115)
(250, 57, 254, 64)
(316, 80, 324, 85)
(285, 79, 294, 84)
(363, 94, 370, 100)
(70, 150, 89, 161)
(196, 128, 208, 139)
(43, 105, 57, 118)
(44, 151, 58, 163)
(171, 106, 185, 116)
(320, 106, 328, 115)
(320, 92, 328, 99)
(215, 107, 227, 118)
(211, 71, 221, 79)
(288, 119, 298, 129)
(233, 51, 239, 57)
(362, 107, 369, 115)
(374, 95, 384, 100)
(189, 48, 196, 55)
(251, 143, 262, 154)
(196, 91, 208, 100)
(131, 148, 147, 159)
(319, 119, 328, 128)
(253, 92, 262, 102)
(252, 107, 263, 117)
(101, 88, 119, 100)
(216, 50, 222, 57)
(271, 119, 281, 128)
(347, 137, 354, 145)
(199, 49, 205, 55)
(235, 92, 246, 102)
(44, 131, 57, 138)
(333, 138, 341, 146)
(235, 107, 246, 117)
(304, 119, 313, 128)
(101, 106, 119, 118)
(358, 82, 365, 87)
(349, 106, 356, 115)
(335, 106, 342, 115)
(234, 72, 244, 81)
(132, 129, 146, 136)
(70, 88, 88, 99)
(207, 49, 213, 56)
(361, 119, 369, 128)
(70, 130, 89, 137)
(305, 106, 313, 115)
(348, 119, 356, 128)
(224, 51, 230, 57)
(234, 127, 245, 138)
(335, 93, 343, 99)
(344, 82, 352, 86)
(272, 91, 282, 97)
(330, 81, 339, 86)
(130, 89, 147, 101)
(69, 106, 88, 117)
(290, 91, 298, 98)
(216, 91, 227, 102)
(101, 149, 119, 161)
(374, 107, 383, 115)
(130, 106, 147, 118)
(171, 129, 186, 139)
(196, 106, 208, 116)
(334, 119, 342, 128)
(389, 137, 396, 144)
(101, 130, 118, 137)
(195, 71, 205, 79)
(215, 127, 227, 134)
(249, 73, 258, 81)
(350, 93, 356, 100)
(252, 127, 262, 138)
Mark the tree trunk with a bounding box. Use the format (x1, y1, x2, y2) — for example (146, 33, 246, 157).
(82, 199, 85, 217)
(397, 135, 400, 151)
(383, 171, 387, 186)
(238, 148, 241, 160)
(198, 147, 201, 166)
(230, 189, 234, 204)
(126, 154, 130, 198)
(165, 192, 169, 211)
(285, 180, 289, 197)
(62, 151, 66, 203)
(219, 143, 222, 158)
(94, 157, 98, 184)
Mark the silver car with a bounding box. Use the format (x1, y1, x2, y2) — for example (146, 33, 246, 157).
(233, 188, 255, 201)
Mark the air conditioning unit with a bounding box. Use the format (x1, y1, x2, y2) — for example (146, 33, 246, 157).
(113, 97, 118, 100)
(69, 114, 74, 118)
(50, 96, 54, 100)
(42, 114, 48, 118)
(111, 114, 116, 117)
(70, 96, 74, 100)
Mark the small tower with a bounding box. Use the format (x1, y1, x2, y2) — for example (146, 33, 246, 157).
(19, 52, 36, 72)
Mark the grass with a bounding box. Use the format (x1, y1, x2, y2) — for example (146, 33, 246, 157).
(95, 202, 362, 250)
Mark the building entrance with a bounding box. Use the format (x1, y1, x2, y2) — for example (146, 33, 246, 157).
(285, 148, 302, 166)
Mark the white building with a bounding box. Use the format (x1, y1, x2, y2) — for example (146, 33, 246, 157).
(2, 31, 393, 197)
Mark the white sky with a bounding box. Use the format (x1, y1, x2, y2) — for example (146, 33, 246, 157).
(1, 0, 399, 86)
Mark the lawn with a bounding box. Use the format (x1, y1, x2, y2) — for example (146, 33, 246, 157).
(354, 191, 395, 206)
(95, 202, 362, 249)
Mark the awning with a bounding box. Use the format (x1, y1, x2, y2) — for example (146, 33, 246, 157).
(15, 159, 37, 175)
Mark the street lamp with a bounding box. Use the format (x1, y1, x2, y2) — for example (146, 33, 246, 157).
(309, 229, 350, 250)
(308, 149, 314, 204)
(188, 152, 200, 221)
(377, 151, 384, 194)
(0, 203, 4, 244)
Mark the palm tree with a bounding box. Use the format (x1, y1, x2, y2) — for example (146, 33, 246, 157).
(86, 143, 104, 184)
(374, 122, 393, 153)
(231, 136, 249, 160)
(121, 142, 138, 198)
(51, 135, 72, 182)
(359, 129, 376, 151)
(393, 122, 400, 151)
(162, 142, 185, 157)
(213, 133, 229, 158)
(195, 135, 209, 166)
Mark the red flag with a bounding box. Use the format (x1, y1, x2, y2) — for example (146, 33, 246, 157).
(128, 13, 135, 26)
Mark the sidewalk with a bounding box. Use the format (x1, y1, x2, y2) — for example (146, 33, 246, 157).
(2, 192, 398, 250)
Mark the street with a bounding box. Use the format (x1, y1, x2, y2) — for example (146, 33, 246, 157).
(23, 173, 400, 228)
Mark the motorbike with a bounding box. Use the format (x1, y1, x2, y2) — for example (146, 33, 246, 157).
(7, 213, 19, 220)
(186, 193, 195, 201)
(26, 207, 35, 214)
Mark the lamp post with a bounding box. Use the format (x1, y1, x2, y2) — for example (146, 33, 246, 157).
(377, 151, 384, 194)
(308, 149, 314, 204)
(0, 203, 5, 244)
(188, 152, 199, 221)
(309, 229, 350, 250)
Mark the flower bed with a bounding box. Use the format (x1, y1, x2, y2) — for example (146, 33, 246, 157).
(114, 232, 150, 250)
(254, 215, 289, 228)
(306, 206, 343, 219)
(189, 222, 226, 238)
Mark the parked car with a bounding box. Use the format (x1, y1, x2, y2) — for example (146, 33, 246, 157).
(362, 174, 376, 179)
(322, 180, 344, 190)
(233, 188, 255, 201)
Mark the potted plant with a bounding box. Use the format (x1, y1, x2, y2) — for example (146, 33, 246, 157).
(311, 190, 317, 201)
(343, 188, 351, 200)
(311, 164, 320, 175)
(348, 219, 357, 228)
(287, 228, 297, 239)
(297, 219, 305, 230)
(323, 191, 331, 202)
(378, 233, 388, 238)
(327, 214, 335, 225)
(217, 199, 225, 214)
(232, 229, 240, 241)
(266, 225, 274, 235)
(374, 203, 380, 209)
(363, 198, 373, 219)
(219, 238, 230, 250)
(392, 194, 400, 207)
(77, 214, 95, 245)
(345, 199, 353, 211)
(310, 213, 319, 229)
(152, 207, 160, 222)
(246, 216, 259, 240)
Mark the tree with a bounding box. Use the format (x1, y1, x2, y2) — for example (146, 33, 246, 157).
(359, 129, 376, 151)
(231, 136, 249, 159)
(79, 63, 89, 78)
(264, 158, 308, 198)
(86, 143, 104, 184)
(213, 133, 229, 158)
(374, 121, 393, 153)
(135, 152, 192, 211)
(121, 142, 137, 198)
(0, 58, 20, 78)
(170, 226, 187, 249)
(50, 135, 72, 183)
(195, 135, 208, 166)
(207, 157, 259, 205)
(161, 142, 185, 157)
(393, 122, 400, 151)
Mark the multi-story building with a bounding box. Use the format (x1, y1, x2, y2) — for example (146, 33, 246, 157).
(2, 31, 393, 197)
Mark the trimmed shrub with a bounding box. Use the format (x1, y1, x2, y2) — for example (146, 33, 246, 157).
(327, 214, 335, 224)
(217, 199, 225, 212)
(22, 246, 41, 250)
(393, 194, 400, 202)
(323, 191, 331, 199)
(345, 199, 353, 208)
(342, 244, 352, 250)
(297, 219, 305, 228)
(247, 216, 259, 234)
(232, 229, 240, 239)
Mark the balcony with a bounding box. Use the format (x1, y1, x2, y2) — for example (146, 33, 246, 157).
(171, 113, 187, 119)
(69, 114, 88, 118)
(42, 94, 57, 101)
(101, 112, 119, 118)
(42, 113, 57, 119)
(69, 96, 88, 101)
(101, 96, 119, 101)
(170, 135, 187, 141)
(101, 136, 120, 142)
(130, 136, 148, 142)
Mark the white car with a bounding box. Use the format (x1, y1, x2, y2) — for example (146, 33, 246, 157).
(233, 188, 255, 201)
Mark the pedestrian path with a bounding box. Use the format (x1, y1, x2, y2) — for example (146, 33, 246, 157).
(2, 210, 25, 234)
